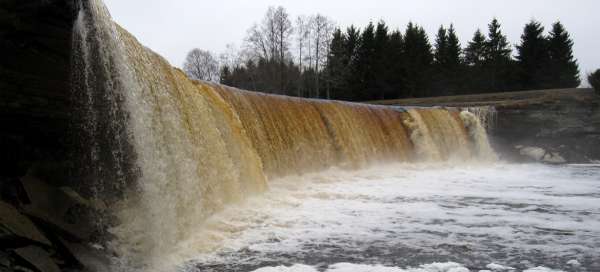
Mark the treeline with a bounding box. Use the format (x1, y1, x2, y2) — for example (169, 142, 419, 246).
(184, 7, 580, 101)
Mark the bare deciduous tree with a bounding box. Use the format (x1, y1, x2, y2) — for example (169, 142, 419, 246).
(244, 6, 293, 92)
(308, 14, 335, 98)
(183, 49, 220, 82)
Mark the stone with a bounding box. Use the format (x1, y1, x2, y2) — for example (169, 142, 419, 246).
(57, 238, 111, 272)
(20, 175, 94, 241)
(0, 201, 51, 246)
(13, 246, 61, 272)
(542, 152, 566, 164)
(518, 146, 546, 161)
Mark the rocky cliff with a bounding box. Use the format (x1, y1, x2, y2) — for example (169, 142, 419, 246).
(372, 89, 600, 163)
(0, 1, 109, 272)
(0, 0, 78, 178)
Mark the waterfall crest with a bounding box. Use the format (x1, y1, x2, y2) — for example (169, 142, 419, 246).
(71, 0, 498, 269)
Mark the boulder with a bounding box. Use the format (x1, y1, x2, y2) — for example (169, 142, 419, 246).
(518, 146, 546, 161)
(57, 238, 111, 272)
(515, 146, 567, 164)
(13, 246, 60, 272)
(0, 201, 51, 246)
(20, 175, 96, 241)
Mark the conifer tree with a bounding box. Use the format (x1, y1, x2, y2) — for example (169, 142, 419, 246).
(354, 22, 376, 100)
(343, 25, 361, 100)
(373, 21, 390, 99)
(386, 30, 405, 98)
(432, 25, 464, 95)
(484, 18, 515, 91)
(516, 20, 551, 89)
(445, 24, 464, 94)
(326, 28, 348, 99)
(464, 29, 487, 92)
(465, 29, 486, 66)
(403, 22, 433, 97)
(432, 26, 448, 95)
(446, 25, 462, 68)
(548, 21, 580, 88)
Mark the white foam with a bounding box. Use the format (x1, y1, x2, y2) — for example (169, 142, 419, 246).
(144, 163, 599, 271)
(486, 263, 515, 271)
(522, 267, 564, 272)
(250, 262, 566, 272)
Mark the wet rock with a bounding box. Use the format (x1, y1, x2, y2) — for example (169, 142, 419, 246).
(0, 201, 51, 246)
(20, 175, 95, 241)
(515, 146, 567, 164)
(518, 146, 546, 161)
(57, 238, 110, 272)
(542, 152, 566, 164)
(13, 246, 61, 272)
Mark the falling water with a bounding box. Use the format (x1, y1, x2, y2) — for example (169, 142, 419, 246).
(71, 0, 498, 270)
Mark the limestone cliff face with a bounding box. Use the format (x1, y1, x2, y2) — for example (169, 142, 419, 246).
(373, 89, 600, 163)
(0, 0, 78, 178)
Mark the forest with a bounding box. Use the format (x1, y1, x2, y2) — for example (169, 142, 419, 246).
(183, 7, 580, 101)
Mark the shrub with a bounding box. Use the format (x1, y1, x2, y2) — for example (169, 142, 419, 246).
(589, 69, 600, 95)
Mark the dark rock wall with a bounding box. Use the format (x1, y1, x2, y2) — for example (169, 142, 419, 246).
(372, 89, 600, 163)
(0, 0, 78, 178)
(492, 92, 600, 163)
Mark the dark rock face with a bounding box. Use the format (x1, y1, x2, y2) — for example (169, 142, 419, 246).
(0, 2, 108, 271)
(492, 91, 600, 163)
(0, 0, 78, 178)
(373, 89, 600, 163)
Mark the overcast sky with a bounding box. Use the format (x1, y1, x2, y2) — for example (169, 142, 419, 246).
(103, 0, 599, 85)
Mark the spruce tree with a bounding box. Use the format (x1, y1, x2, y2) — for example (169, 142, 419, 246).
(548, 21, 580, 88)
(445, 24, 464, 94)
(386, 30, 406, 98)
(374, 21, 390, 99)
(355, 22, 376, 100)
(464, 29, 487, 92)
(434, 26, 448, 66)
(484, 18, 515, 92)
(516, 20, 551, 90)
(432, 26, 448, 95)
(465, 29, 486, 66)
(344, 25, 361, 100)
(326, 28, 348, 99)
(403, 22, 433, 97)
(432, 24, 464, 96)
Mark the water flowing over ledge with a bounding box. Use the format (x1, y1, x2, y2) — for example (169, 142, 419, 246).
(71, 0, 497, 270)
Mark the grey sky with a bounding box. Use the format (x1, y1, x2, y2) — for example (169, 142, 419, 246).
(104, 0, 599, 85)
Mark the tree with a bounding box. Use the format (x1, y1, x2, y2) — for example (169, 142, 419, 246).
(183, 49, 220, 82)
(434, 26, 448, 66)
(308, 14, 335, 98)
(484, 18, 515, 91)
(516, 20, 550, 89)
(465, 29, 486, 66)
(340, 25, 362, 100)
(325, 28, 348, 99)
(353, 22, 376, 100)
(244, 6, 293, 93)
(589, 69, 600, 95)
(403, 22, 433, 97)
(373, 21, 390, 99)
(548, 21, 580, 88)
(464, 29, 487, 92)
(385, 29, 405, 98)
(433, 24, 463, 95)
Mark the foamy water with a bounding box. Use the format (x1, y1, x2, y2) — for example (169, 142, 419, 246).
(137, 163, 600, 272)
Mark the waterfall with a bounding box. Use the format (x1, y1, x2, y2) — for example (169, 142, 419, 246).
(71, 0, 498, 270)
